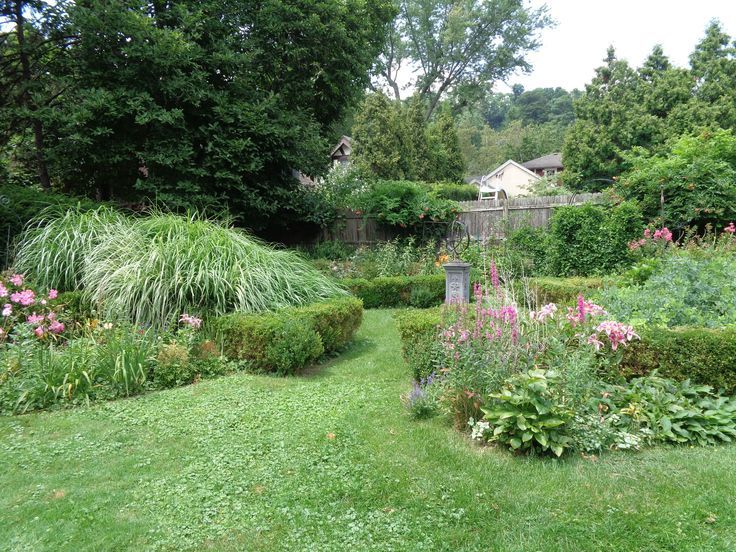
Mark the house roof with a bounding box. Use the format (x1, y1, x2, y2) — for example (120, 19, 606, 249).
(330, 135, 352, 158)
(485, 159, 540, 181)
(521, 153, 563, 170)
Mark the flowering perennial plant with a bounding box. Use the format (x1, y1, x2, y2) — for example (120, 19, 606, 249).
(0, 273, 65, 344)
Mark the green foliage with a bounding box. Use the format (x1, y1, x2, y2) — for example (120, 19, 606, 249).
(352, 93, 466, 182)
(375, 0, 551, 118)
(564, 25, 736, 189)
(609, 374, 736, 446)
(54, 291, 94, 324)
(5, 310, 736, 550)
(286, 296, 363, 354)
(428, 182, 478, 201)
(426, 110, 465, 182)
(620, 327, 736, 393)
(211, 297, 362, 373)
(0, 324, 160, 414)
(547, 202, 643, 276)
(480, 369, 574, 457)
(393, 308, 441, 381)
(599, 255, 736, 328)
(619, 128, 736, 230)
(154, 342, 196, 389)
(344, 274, 445, 309)
(352, 92, 411, 179)
(2, 0, 395, 233)
(264, 319, 325, 377)
(523, 276, 605, 306)
(359, 180, 458, 233)
(14, 205, 127, 291)
(15, 209, 345, 326)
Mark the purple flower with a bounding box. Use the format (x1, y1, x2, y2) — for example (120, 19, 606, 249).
(9, 274, 23, 286)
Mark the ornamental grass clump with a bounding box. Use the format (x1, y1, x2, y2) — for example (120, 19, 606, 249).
(14, 206, 127, 292)
(14, 209, 345, 327)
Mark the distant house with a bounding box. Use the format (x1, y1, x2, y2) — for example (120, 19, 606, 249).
(330, 136, 352, 166)
(522, 153, 563, 177)
(471, 160, 540, 199)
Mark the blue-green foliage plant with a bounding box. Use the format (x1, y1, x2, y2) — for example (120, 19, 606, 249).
(599, 255, 736, 328)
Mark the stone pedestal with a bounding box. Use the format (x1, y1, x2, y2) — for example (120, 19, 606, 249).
(443, 261, 471, 304)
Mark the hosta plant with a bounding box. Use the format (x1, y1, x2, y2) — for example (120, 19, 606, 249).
(476, 369, 574, 457)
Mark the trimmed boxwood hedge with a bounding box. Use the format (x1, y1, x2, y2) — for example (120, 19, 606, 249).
(621, 327, 736, 393)
(521, 276, 605, 306)
(342, 274, 445, 308)
(211, 296, 363, 375)
(394, 308, 441, 381)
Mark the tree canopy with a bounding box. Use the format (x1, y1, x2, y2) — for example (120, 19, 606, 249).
(1, 0, 394, 233)
(373, 0, 552, 118)
(563, 22, 736, 191)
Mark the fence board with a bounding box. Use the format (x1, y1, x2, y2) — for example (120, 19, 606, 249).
(323, 193, 604, 245)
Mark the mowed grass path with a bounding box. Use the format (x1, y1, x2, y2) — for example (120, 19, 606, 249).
(1, 310, 735, 551)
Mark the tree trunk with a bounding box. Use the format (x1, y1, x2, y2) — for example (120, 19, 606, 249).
(14, 0, 51, 189)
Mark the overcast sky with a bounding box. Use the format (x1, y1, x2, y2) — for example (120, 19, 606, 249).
(499, 0, 736, 92)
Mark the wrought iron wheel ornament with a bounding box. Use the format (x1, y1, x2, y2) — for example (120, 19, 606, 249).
(446, 219, 470, 260)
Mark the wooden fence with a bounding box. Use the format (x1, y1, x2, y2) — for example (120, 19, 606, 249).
(323, 193, 604, 245)
(457, 193, 603, 240)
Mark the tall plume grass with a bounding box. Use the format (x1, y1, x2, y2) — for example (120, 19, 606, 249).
(14, 209, 345, 326)
(14, 206, 127, 291)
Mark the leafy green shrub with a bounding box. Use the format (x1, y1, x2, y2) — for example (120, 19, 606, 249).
(15, 209, 345, 327)
(0, 184, 102, 269)
(523, 276, 606, 306)
(429, 182, 478, 202)
(477, 369, 574, 457)
(343, 274, 445, 308)
(394, 308, 441, 381)
(359, 180, 458, 234)
(598, 255, 736, 328)
(286, 296, 363, 353)
(211, 297, 362, 374)
(620, 327, 736, 393)
(609, 374, 736, 446)
(264, 319, 324, 376)
(619, 128, 736, 231)
(547, 201, 643, 276)
(154, 342, 196, 388)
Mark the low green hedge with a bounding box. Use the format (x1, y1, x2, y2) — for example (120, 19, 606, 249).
(212, 296, 363, 375)
(621, 327, 736, 393)
(342, 274, 445, 308)
(522, 276, 606, 306)
(394, 308, 441, 381)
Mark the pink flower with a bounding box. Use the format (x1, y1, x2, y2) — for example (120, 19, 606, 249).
(593, 321, 640, 350)
(26, 312, 45, 325)
(47, 311, 56, 321)
(1, 304, 11, 317)
(179, 313, 202, 329)
(34, 326, 45, 337)
(490, 260, 500, 291)
(587, 334, 604, 351)
(48, 289, 58, 300)
(48, 320, 65, 334)
(9, 274, 24, 286)
(0, 283, 7, 298)
(535, 303, 558, 322)
(724, 222, 736, 234)
(10, 289, 35, 306)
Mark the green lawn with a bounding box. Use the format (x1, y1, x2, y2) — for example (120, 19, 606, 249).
(1, 310, 735, 551)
